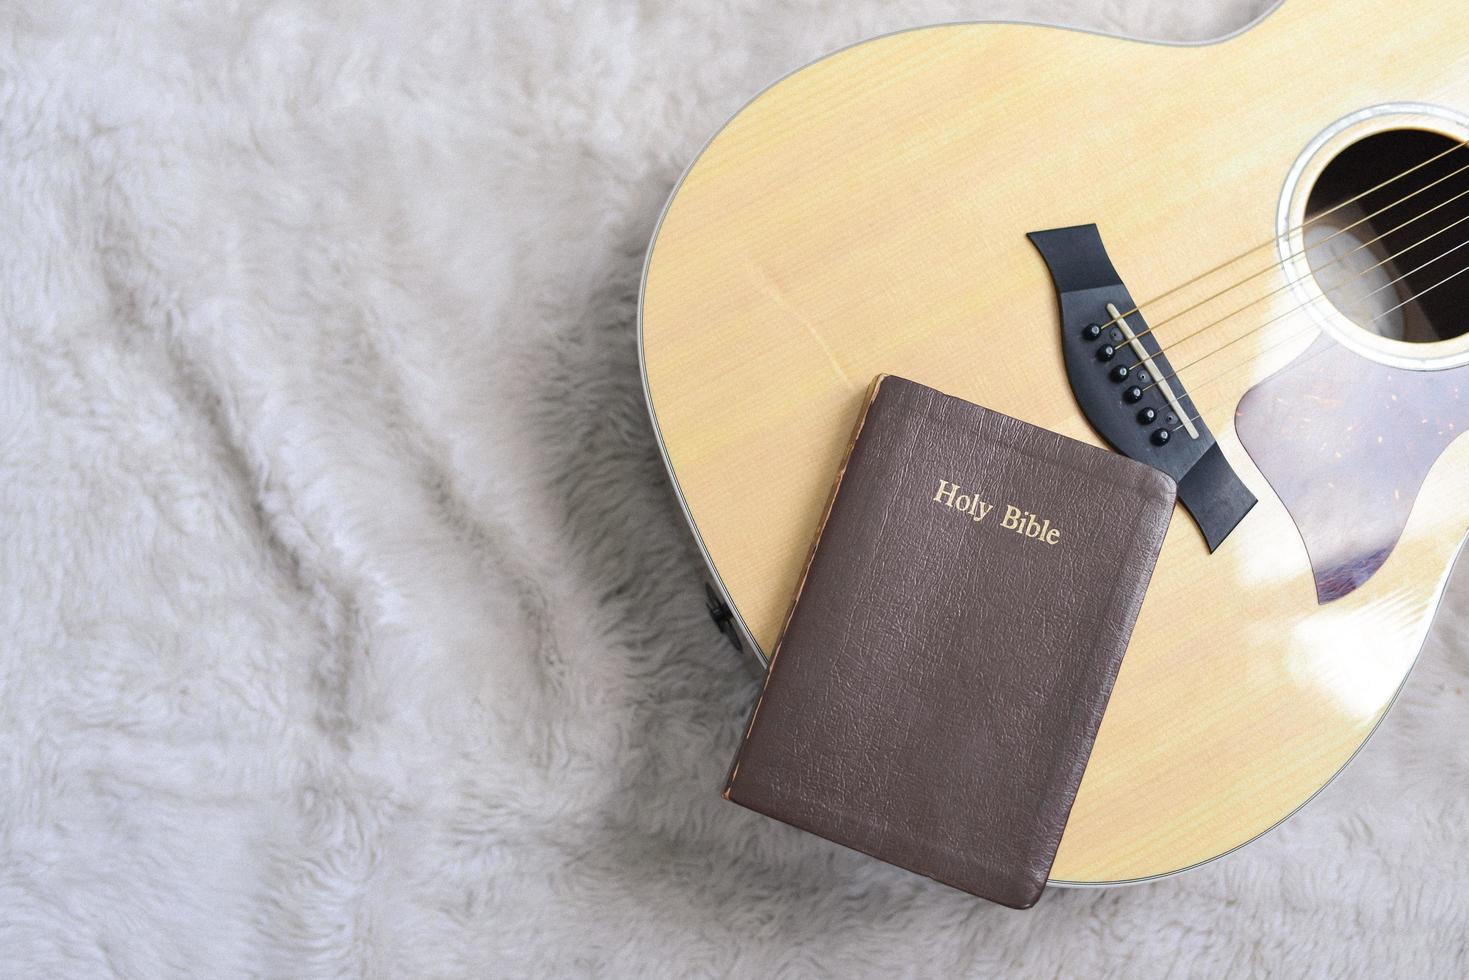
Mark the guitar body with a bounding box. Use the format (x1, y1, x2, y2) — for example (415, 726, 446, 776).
(640, 0, 1469, 884)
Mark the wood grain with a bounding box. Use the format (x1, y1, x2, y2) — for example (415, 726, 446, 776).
(640, 0, 1469, 883)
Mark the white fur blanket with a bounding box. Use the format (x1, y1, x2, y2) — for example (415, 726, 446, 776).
(2, 0, 1464, 975)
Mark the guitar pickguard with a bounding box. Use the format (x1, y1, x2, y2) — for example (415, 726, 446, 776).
(1236, 334, 1469, 601)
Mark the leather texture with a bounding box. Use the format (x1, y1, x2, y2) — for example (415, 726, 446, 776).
(724, 375, 1177, 909)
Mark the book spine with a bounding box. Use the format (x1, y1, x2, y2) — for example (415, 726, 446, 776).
(723, 374, 888, 798)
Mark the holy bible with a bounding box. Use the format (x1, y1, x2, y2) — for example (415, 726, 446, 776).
(723, 375, 1177, 909)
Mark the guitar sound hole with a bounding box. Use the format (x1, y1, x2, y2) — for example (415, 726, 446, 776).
(1303, 128, 1469, 344)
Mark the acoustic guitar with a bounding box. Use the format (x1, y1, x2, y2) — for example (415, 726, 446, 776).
(638, 0, 1469, 885)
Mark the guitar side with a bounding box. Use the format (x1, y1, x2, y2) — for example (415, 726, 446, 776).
(639, 0, 1469, 883)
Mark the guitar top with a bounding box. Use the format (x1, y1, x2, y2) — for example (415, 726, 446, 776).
(639, 0, 1469, 884)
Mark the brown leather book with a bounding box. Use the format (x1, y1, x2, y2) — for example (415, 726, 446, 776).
(723, 375, 1177, 909)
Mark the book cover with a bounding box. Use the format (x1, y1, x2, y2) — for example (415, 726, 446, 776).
(723, 374, 1177, 909)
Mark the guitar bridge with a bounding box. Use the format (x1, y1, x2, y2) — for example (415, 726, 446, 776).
(1028, 223, 1256, 551)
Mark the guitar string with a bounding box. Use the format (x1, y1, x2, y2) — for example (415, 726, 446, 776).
(1167, 253, 1469, 434)
(1135, 186, 1469, 397)
(1124, 182, 1469, 377)
(1104, 155, 1469, 350)
(1081, 138, 1469, 337)
(1143, 242, 1469, 411)
(1158, 227, 1469, 419)
(1087, 135, 1469, 333)
(1038, 144, 1469, 457)
(1170, 321, 1321, 426)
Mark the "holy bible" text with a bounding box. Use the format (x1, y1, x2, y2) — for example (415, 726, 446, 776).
(933, 479, 1062, 546)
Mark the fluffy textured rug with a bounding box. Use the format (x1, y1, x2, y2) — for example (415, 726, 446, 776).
(2, 0, 1465, 975)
